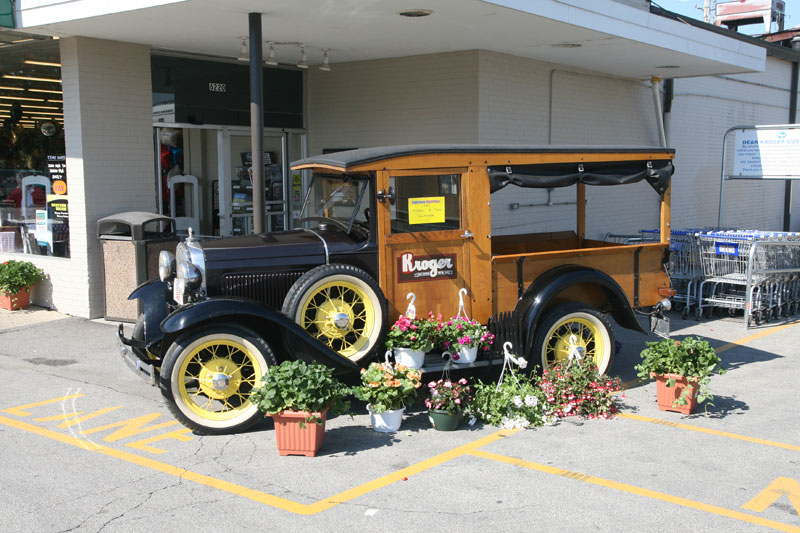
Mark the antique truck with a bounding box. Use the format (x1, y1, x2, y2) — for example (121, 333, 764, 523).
(117, 144, 675, 434)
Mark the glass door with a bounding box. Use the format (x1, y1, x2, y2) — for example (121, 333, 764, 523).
(223, 130, 288, 236)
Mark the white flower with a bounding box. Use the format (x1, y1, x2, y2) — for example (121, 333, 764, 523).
(516, 357, 528, 369)
(513, 395, 524, 408)
(564, 404, 572, 413)
(524, 395, 538, 407)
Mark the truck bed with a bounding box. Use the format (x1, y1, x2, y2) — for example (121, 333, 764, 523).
(490, 231, 669, 313)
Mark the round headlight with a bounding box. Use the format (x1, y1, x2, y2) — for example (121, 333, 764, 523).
(178, 261, 202, 290)
(159, 251, 176, 281)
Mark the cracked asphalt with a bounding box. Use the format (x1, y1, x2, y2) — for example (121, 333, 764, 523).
(0, 308, 798, 532)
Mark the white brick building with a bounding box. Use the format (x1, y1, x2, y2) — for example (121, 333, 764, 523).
(1, 0, 797, 318)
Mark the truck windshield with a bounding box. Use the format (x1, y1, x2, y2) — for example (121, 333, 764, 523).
(299, 174, 369, 230)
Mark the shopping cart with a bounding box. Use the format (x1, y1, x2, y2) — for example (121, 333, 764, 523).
(640, 229, 703, 319)
(696, 231, 800, 326)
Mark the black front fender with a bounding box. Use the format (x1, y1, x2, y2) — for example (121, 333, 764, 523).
(516, 265, 644, 356)
(160, 297, 359, 374)
(128, 279, 171, 350)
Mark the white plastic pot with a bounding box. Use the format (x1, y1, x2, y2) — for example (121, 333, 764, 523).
(367, 405, 405, 432)
(393, 347, 425, 369)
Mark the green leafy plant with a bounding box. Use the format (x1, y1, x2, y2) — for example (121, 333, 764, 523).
(635, 336, 726, 406)
(0, 260, 44, 295)
(248, 360, 351, 426)
(353, 362, 422, 413)
(384, 314, 435, 351)
(471, 367, 550, 429)
(425, 377, 472, 414)
(540, 361, 621, 419)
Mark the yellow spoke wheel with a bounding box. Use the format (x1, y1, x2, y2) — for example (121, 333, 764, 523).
(283, 264, 387, 364)
(535, 303, 614, 375)
(160, 324, 276, 435)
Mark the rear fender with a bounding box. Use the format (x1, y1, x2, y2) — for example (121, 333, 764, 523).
(515, 265, 644, 356)
(160, 297, 359, 375)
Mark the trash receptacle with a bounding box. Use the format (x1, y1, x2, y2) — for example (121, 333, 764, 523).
(98, 212, 178, 322)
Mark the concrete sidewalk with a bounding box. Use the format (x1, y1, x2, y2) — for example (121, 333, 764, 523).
(0, 305, 71, 330)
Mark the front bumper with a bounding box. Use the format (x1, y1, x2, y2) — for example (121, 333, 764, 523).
(116, 324, 157, 386)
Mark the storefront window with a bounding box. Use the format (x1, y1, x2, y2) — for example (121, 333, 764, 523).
(0, 31, 68, 257)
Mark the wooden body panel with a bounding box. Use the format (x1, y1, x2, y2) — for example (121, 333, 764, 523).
(492, 243, 670, 314)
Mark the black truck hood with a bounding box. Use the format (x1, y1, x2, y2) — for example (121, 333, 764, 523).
(200, 230, 327, 270)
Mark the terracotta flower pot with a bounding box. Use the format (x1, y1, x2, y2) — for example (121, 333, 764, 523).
(0, 288, 31, 311)
(270, 408, 328, 457)
(654, 373, 698, 414)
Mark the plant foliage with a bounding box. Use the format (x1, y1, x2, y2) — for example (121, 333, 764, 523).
(425, 377, 472, 414)
(436, 316, 495, 352)
(634, 336, 726, 406)
(354, 362, 422, 413)
(471, 368, 550, 429)
(384, 314, 435, 351)
(249, 360, 351, 425)
(541, 362, 621, 419)
(0, 260, 44, 294)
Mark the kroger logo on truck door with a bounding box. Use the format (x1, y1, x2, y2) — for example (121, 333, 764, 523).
(398, 252, 457, 282)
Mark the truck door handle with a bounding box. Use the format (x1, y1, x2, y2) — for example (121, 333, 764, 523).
(461, 230, 474, 239)
(377, 187, 395, 204)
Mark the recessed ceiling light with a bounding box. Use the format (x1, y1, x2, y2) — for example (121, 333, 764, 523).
(551, 42, 582, 48)
(3, 74, 62, 83)
(24, 60, 61, 67)
(397, 9, 433, 17)
(656, 65, 680, 69)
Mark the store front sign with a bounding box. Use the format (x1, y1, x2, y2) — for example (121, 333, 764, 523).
(732, 128, 800, 178)
(397, 252, 457, 282)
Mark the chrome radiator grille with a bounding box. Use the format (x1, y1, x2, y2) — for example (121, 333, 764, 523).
(221, 271, 303, 310)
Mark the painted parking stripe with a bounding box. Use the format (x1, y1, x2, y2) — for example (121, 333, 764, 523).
(469, 449, 800, 533)
(618, 413, 800, 452)
(0, 413, 517, 515)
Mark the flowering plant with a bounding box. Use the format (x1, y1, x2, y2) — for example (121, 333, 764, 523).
(471, 366, 551, 429)
(436, 317, 495, 353)
(635, 336, 725, 406)
(384, 315, 435, 351)
(0, 260, 44, 295)
(425, 377, 472, 414)
(540, 362, 621, 419)
(354, 362, 422, 413)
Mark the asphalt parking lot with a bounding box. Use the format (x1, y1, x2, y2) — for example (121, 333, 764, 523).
(0, 307, 798, 532)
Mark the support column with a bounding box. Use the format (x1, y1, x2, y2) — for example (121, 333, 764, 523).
(249, 12, 265, 234)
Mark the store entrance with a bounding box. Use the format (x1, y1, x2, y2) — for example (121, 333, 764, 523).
(155, 125, 304, 237)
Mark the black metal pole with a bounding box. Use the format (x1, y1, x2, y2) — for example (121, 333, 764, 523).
(783, 43, 799, 231)
(249, 12, 265, 234)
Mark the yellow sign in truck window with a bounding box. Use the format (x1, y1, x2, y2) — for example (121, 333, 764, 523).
(408, 197, 445, 225)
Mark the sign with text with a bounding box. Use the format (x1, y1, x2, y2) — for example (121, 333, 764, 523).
(732, 128, 800, 178)
(408, 196, 445, 225)
(397, 252, 457, 283)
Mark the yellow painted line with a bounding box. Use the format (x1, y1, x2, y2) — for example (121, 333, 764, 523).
(0, 413, 517, 515)
(716, 319, 800, 354)
(2, 394, 85, 416)
(618, 413, 800, 452)
(469, 449, 800, 533)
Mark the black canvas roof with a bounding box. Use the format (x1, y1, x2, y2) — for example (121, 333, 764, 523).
(290, 144, 674, 171)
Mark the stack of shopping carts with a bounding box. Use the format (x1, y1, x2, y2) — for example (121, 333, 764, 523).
(694, 231, 800, 326)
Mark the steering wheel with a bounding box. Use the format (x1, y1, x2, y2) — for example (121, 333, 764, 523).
(298, 216, 368, 239)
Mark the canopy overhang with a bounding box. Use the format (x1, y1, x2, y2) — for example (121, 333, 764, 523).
(15, 0, 766, 79)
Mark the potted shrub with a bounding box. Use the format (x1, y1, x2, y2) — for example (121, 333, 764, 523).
(634, 336, 726, 414)
(425, 377, 473, 431)
(437, 317, 495, 364)
(0, 260, 45, 311)
(385, 314, 436, 369)
(354, 362, 422, 432)
(248, 359, 351, 457)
